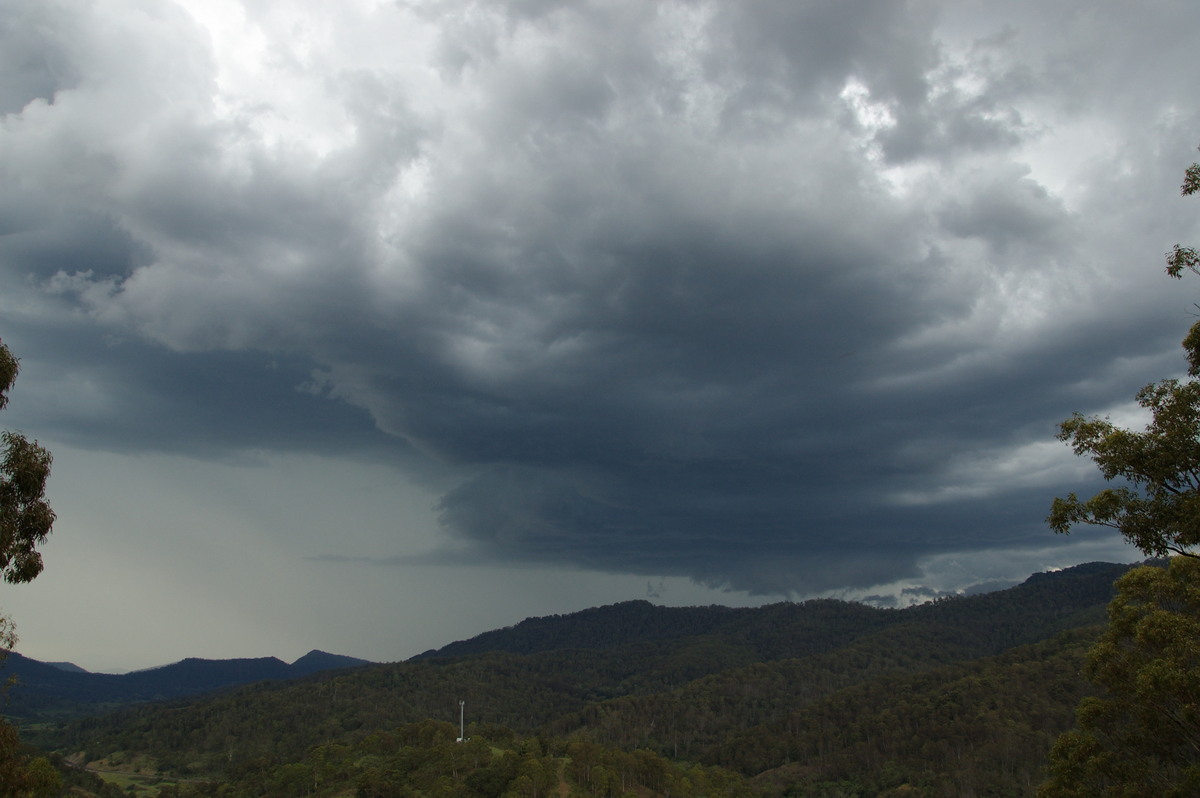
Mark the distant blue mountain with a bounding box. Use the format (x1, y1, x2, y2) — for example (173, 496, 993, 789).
(290, 649, 372, 677)
(0, 649, 372, 720)
(44, 662, 88, 674)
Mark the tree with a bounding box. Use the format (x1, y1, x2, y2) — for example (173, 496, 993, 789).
(0, 338, 58, 797)
(1165, 161, 1200, 281)
(0, 341, 55, 584)
(1047, 378, 1200, 559)
(1038, 558, 1200, 797)
(0, 723, 60, 798)
(1047, 161, 1200, 559)
(1040, 160, 1200, 796)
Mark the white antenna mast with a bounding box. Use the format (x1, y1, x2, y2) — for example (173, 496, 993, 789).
(457, 699, 466, 742)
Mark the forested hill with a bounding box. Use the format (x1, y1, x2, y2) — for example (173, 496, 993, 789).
(29, 560, 1142, 797)
(416, 560, 1129, 662)
(415, 598, 890, 662)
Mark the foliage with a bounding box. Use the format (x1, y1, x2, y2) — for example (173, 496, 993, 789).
(45, 754, 128, 797)
(1041, 158, 1200, 796)
(0, 339, 58, 796)
(1048, 378, 1200, 558)
(546, 562, 1121, 763)
(0, 341, 55, 585)
(116, 720, 758, 798)
(1049, 161, 1200, 560)
(736, 629, 1099, 797)
(1039, 558, 1200, 796)
(0, 722, 60, 798)
(1165, 161, 1200, 280)
(29, 562, 1133, 798)
(417, 598, 895, 668)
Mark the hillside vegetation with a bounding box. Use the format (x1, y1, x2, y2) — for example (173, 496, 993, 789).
(22, 561, 1136, 797)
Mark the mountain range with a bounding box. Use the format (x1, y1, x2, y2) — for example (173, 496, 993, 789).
(0, 648, 370, 719)
(13, 560, 1148, 797)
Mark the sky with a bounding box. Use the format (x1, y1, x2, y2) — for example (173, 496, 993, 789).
(0, 0, 1196, 673)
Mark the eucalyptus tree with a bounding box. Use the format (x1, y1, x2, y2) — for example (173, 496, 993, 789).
(1040, 160, 1200, 796)
(1048, 160, 1200, 561)
(1038, 558, 1200, 797)
(0, 340, 55, 585)
(0, 338, 58, 796)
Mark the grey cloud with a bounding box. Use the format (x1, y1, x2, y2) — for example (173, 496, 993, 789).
(937, 164, 1072, 255)
(901, 586, 944, 598)
(2, 0, 1198, 596)
(0, 1, 82, 114)
(961, 579, 1018, 596)
(0, 206, 149, 280)
(707, 0, 936, 114)
(1, 316, 388, 461)
(876, 31, 1035, 163)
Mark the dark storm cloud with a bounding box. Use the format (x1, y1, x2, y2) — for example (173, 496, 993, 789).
(2, 0, 1197, 594)
(0, 2, 81, 114)
(3, 324, 386, 460)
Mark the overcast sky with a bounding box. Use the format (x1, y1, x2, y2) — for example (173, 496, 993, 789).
(0, 0, 1196, 673)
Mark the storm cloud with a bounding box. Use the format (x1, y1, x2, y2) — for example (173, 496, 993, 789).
(3, 0, 1199, 607)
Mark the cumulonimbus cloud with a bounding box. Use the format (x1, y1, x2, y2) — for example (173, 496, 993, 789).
(2, 0, 1197, 594)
